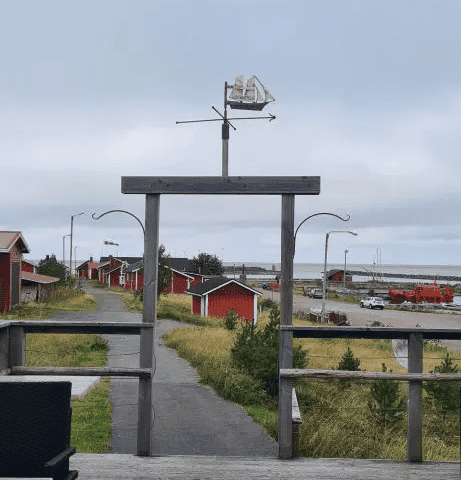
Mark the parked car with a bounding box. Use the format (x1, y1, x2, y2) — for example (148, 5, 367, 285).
(260, 282, 270, 290)
(360, 297, 385, 310)
(308, 288, 323, 299)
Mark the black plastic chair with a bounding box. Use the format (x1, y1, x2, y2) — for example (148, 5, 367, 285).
(0, 381, 78, 480)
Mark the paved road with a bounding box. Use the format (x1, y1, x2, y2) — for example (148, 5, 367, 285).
(262, 290, 461, 351)
(52, 281, 278, 456)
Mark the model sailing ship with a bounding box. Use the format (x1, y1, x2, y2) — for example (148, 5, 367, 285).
(227, 75, 275, 111)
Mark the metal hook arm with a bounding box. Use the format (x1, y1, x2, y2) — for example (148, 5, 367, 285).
(293, 213, 350, 256)
(92, 210, 145, 235)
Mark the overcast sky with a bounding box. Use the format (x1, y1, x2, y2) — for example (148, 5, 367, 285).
(2, 0, 461, 267)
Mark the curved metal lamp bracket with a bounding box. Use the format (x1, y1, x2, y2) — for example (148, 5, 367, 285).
(92, 210, 145, 235)
(293, 213, 350, 257)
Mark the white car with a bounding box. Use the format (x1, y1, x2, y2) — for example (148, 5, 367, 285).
(360, 297, 385, 310)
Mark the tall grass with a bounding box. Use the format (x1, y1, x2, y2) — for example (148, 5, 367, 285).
(162, 302, 461, 461)
(0, 287, 96, 319)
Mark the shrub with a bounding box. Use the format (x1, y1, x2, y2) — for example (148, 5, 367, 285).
(336, 347, 361, 387)
(258, 298, 278, 311)
(224, 309, 239, 331)
(423, 352, 461, 422)
(230, 306, 308, 397)
(368, 363, 406, 429)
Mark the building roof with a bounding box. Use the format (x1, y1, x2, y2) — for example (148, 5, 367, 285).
(21, 271, 59, 284)
(0, 231, 30, 254)
(125, 260, 144, 273)
(77, 260, 101, 270)
(165, 257, 193, 272)
(185, 277, 261, 297)
(100, 256, 142, 265)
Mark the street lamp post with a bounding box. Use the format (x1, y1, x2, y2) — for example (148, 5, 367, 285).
(344, 248, 349, 292)
(321, 231, 358, 322)
(62, 234, 71, 270)
(70, 212, 84, 279)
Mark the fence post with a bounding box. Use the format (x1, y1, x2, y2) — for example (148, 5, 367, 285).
(8, 326, 25, 369)
(137, 193, 159, 456)
(0, 325, 9, 374)
(408, 332, 423, 462)
(278, 194, 294, 459)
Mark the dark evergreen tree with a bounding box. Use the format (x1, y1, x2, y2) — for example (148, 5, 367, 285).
(37, 254, 67, 284)
(230, 306, 308, 397)
(423, 352, 460, 422)
(368, 363, 406, 428)
(191, 252, 223, 276)
(336, 347, 361, 387)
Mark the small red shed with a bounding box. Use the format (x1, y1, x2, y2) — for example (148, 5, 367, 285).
(0, 231, 30, 312)
(185, 278, 261, 324)
(165, 268, 195, 294)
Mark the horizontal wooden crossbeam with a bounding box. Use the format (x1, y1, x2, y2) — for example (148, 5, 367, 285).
(10, 366, 152, 378)
(281, 325, 461, 340)
(281, 368, 461, 381)
(121, 176, 320, 195)
(4, 321, 154, 335)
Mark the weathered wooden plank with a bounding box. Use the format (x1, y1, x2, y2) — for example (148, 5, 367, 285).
(137, 193, 158, 457)
(70, 454, 459, 480)
(281, 325, 461, 340)
(278, 194, 295, 459)
(7, 321, 154, 335)
(0, 326, 8, 374)
(10, 366, 151, 378)
(8, 326, 24, 368)
(121, 176, 321, 195)
(280, 368, 461, 381)
(408, 332, 423, 462)
(292, 388, 302, 424)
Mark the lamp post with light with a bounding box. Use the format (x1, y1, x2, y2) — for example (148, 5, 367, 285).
(321, 231, 358, 322)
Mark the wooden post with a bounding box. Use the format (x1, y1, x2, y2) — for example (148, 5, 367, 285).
(408, 332, 423, 462)
(0, 325, 9, 374)
(137, 194, 159, 456)
(278, 194, 295, 459)
(8, 326, 25, 369)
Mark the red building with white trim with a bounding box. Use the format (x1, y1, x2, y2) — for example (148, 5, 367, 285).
(185, 278, 261, 324)
(0, 232, 30, 312)
(76, 257, 101, 279)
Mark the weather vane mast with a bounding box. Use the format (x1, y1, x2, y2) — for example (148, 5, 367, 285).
(176, 75, 275, 177)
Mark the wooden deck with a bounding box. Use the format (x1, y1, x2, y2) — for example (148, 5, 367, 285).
(64, 454, 460, 479)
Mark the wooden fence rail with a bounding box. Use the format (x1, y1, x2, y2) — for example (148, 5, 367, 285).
(0, 320, 155, 456)
(278, 324, 461, 462)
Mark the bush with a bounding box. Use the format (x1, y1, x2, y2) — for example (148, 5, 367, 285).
(336, 347, 361, 388)
(224, 309, 239, 331)
(423, 351, 461, 422)
(230, 306, 308, 397)
(258, 298, 278, 311)
(368, 363, 406, 429)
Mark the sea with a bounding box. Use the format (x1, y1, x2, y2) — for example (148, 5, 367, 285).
(223, 262, 461, 284)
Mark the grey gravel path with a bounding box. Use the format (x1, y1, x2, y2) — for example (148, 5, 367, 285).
(53, 281, 278, 457)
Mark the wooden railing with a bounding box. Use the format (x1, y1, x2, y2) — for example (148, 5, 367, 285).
(278, 325, 461, 461)
(0, 319, 154, 455)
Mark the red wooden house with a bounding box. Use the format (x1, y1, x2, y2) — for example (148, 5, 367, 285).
(185, 278, 261, 324)
(124, 260, 144, 292)
(0, 232, 30, 312)
(76, 257, 101, 279)
(165, 268, 195, 294)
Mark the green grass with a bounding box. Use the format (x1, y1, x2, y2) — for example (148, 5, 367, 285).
(160, 299, 461, 461)
(0, 287, 96, 320)
(71, 378, 112, 453)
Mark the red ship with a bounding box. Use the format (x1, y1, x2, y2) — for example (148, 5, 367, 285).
(388, 283, 453, 304)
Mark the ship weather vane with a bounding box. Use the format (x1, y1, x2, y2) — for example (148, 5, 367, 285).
(176, 75, 275, 177)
